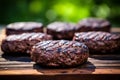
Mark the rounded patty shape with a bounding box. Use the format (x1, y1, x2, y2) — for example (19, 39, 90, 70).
(73, 31, 120, 53)
(1, 33, 52, 55)
(77, 18, 111, 32)
(6, 22, 44, 35)
(47, 22, 77, 40)
(31, 40, 89, 67)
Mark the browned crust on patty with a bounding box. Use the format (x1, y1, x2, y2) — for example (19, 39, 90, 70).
(76, 18, 111, 32)
(73, 31, 120, 53)
(47, 22, 77, 40)
(31, 40, 89, 67)
(6, 22, 44, 35)
(1, 33, 52, 55)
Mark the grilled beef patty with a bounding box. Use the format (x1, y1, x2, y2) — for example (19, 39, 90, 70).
(1, 33, 52, 55)
(73, 32, 120, 54)
(6, 22, 44, 35)
(31, 40, 89, 67)
(77, 18, 111, 32)
(47, 22, 77, 40)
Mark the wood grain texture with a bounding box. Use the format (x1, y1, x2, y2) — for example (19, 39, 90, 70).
(0, 69, 120, 75)
(0, 55, 120, 74)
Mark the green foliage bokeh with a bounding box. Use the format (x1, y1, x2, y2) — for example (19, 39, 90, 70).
(0, 0, 120, 26)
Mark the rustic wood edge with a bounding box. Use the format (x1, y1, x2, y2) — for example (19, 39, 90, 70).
(0, 69, 120, 75)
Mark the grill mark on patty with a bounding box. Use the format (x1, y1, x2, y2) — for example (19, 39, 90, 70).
(6, 33, 51, 41)
(43, 41, 58, 50)
(83, 32, 95, 40)
(28, 33, 42, 40)
(46, 42, 60, 51)
(104, 33, 111, 39)
(34, 40, 88, 55)
(35, 40, 52, 48)
(94, 32, 105, 40)
(31, 40, 89, 67)
(41, 40, 70, 53)
(20, 33, 34, 40)
(74, 32, 120, 41)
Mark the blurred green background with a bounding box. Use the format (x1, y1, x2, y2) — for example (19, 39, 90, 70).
(0, 0, 120, 26)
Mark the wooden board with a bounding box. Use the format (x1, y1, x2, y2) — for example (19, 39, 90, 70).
(0, 54, 120, 74)
(0, 28, 120, 80)
(0, 54, 120, 80)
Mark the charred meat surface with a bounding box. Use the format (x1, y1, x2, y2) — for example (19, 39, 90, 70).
(1, 33, 52, 55)
(77, 18, 111, 32)
(73, 31, 120, 54)
(31, 40, 89, 67)
(47, 22, 77, 40)
(6, 22, 44, 35)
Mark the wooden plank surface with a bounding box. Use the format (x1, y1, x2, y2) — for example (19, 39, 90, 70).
(0, 28, 120, 80)
(0, 54, 120, 74)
